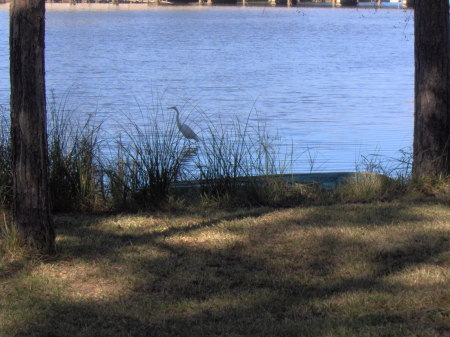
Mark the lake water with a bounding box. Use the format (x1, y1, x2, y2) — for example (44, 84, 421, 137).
(0, 5, 414, 173)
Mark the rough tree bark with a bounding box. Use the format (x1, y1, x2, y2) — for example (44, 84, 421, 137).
(413, 0, 450, 177)
(10, 0, 55, 253)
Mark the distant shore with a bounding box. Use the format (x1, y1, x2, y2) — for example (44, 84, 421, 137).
(0, 2, 206, 10)
(0, 1, 410, 11)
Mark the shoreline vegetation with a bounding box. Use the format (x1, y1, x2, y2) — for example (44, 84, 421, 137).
(0, 97, 427, 213)
(0, 98, 448, 335)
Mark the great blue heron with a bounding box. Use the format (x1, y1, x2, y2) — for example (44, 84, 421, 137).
(168, 106, 199, 142)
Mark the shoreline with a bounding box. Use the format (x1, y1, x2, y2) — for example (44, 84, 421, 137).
(0, 3, 207, 10)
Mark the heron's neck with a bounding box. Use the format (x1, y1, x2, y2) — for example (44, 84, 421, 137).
(175, 110, 182, 128)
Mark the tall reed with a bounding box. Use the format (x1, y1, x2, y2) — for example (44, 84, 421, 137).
(47, 93, 104, 212)
(105, 107, 191, 210)
(194, 110, 294, 205)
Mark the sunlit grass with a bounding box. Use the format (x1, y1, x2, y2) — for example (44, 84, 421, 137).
(1, 196, 449, 336)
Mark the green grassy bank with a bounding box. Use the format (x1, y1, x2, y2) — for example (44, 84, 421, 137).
(1, 193, 449, 336)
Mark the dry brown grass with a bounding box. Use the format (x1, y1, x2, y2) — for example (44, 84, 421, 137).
(0, 196, 449, 336)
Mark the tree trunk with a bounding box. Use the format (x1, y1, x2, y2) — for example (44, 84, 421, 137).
(413, 0, 450, 178)
(10, 0, 55, 253)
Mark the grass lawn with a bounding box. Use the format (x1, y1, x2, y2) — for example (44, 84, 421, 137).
(0, 198, 449, 336)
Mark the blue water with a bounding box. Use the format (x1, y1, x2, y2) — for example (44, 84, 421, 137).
(0, 6, 414, 172)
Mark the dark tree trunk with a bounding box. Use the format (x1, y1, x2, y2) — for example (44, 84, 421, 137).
(413, 0, 450, 177)
(10, 0, 55, 253)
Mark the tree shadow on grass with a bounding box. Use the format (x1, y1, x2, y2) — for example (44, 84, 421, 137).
(0, 259, 27, 281)
(52, 207, 273, 262)
(3, 202, 449, 336)
(7, 232, 448, 336)
(287, 203, 433, 229)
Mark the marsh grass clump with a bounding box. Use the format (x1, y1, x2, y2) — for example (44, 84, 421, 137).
(0, 223, 25, 261)
(195, 117, 257, 200)
(195, 111, 295, 206)
(406, 175, 450, 203)
(335, 173, 402, 203)
(105, 109, 191, 210)
(334, 149, 414, 203)
(0, 211, 39, 262)
(356, 148, 413, 182)
(47, 93, 104, 212)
